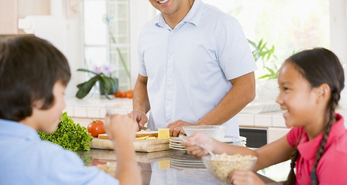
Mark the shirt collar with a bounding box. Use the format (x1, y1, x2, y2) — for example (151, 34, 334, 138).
(0, 118, 41, 141)
(297, 113, 345, 160)
(155, 0, 204, 28)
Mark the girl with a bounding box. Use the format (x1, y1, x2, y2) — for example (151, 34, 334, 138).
(182, 48, 347, 185)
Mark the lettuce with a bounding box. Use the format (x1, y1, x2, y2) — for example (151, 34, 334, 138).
(38, 112, 92, 151)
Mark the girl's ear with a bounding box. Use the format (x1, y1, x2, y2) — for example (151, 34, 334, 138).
(316, 83, 331, 103)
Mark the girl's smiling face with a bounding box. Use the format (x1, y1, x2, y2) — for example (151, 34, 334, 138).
(276, 61, 322, 128)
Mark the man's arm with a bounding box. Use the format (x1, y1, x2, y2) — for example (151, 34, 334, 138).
(196, 72, 255, 126)
(167, 72, 255, 136)
(130, 74, 150, 129)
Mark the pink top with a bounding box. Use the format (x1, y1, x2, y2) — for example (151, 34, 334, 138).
(287, 114, 347, 185)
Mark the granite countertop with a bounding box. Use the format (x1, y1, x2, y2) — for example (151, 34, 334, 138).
(76, 148, 287, 185)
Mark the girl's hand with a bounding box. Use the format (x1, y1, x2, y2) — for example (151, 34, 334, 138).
(228, 171, 265, 185)
(181, 132, 214, 158)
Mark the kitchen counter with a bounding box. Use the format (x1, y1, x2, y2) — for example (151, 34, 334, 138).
(76, 148, 288, 185)
(65, 96, 347, 145)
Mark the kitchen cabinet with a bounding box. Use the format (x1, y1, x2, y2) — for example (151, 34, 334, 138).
(0, 0, 50, 34)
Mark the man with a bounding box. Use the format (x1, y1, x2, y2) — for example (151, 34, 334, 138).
(130, 0, 256, 138)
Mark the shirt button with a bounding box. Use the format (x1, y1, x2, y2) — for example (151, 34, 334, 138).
(170, 32, 174, 35)
(169, 54, 173, 59)
(168, 77, 171, 82)
(167, 101, 171, 105)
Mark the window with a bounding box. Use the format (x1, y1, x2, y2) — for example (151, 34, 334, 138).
(84, 0, 131, 91)
(204, 0, 330, 76)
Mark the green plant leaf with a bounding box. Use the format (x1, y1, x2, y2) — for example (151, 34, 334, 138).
(110, 33, 131, 79)
(99, 76, 119, 99)
(76, 76, 99, 99)
(77, 68, 99, 75)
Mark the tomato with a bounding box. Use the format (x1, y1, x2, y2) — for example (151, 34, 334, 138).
(113, 90, 124, 98)
(125, 89, 133, 98)
(87, 120, 105, 137)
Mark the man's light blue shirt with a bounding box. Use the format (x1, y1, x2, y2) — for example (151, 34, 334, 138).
(0, 119, 119, 185)
(138, 0, 257, 137)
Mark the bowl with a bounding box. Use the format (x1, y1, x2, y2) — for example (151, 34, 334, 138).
(183, 125, 228, 140)
(202, 153, 257, 184)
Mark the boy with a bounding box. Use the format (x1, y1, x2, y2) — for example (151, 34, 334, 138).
(0, 36, 141, 185)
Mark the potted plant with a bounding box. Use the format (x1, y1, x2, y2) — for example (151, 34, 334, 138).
(76, 64, 118, 99)
(242, 39, 280, 113)
(248, 39, 278, 79)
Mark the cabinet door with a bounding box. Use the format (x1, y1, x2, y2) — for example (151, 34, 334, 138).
(0, 0, 18, 34)
(267, 127, 290, 144)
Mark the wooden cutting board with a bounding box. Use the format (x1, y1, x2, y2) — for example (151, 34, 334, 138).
(90, 138, 170, 152)
(98, 131, 158, 139)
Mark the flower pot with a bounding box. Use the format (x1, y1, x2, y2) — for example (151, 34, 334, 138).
(99, 78, 118, 96)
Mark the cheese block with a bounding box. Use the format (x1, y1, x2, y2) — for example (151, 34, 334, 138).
(158, 128, 170, 140)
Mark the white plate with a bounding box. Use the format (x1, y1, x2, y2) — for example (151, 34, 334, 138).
(170, 163, 206, 169)
(169, 144, 185, 149)
(169, 146, 186, 151)
(169, 143, 185, 147)
(169, 137, 182, 143)
(170, 159, 204, 165)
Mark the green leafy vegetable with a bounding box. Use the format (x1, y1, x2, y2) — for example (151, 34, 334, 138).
(38, 112, 92, 151)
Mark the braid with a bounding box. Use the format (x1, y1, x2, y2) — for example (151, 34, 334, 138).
(285, 148, 299, 185)
(310, 90, 340, 185)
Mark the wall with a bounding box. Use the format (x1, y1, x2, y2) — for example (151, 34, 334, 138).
(330, 0, 347, 107)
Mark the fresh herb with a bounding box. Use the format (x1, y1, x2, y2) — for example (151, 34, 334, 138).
(38, 112, 93, 151)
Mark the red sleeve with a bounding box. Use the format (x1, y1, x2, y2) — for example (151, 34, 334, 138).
(286, 127, 304, 148)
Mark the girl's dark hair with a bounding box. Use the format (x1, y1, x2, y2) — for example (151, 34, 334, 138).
(0, 36, 71, 121)
(284, 48, 345, 185)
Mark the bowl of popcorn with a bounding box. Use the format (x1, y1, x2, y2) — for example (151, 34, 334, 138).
(183, 125, 228, 140)
(202, 153, 257, 184)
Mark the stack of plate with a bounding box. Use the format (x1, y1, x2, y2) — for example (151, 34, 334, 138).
(169, 137, 186, 150)
(169, 136, 247, 150)
(170, 152, 205, 169)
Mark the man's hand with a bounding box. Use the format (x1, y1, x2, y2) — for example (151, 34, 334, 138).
(104, 114, 138, 147)
(128, 110, 148, 131)
(166, 120, 195, 137)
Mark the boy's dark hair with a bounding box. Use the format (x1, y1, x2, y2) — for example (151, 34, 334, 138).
(284, 48, 345, 185)
(0, 36, 71, 121)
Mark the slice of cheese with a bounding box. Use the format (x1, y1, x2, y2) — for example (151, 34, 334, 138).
(135, 136, 149, 140)
(158, 128, 170, 140)
(145, 137, 157, 140)
(98, 134, 109, 139)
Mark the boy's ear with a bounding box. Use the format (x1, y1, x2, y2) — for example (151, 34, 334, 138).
(32, 99, 44, 109)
